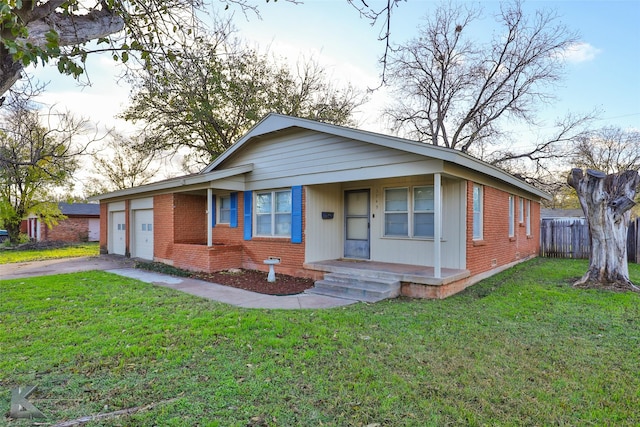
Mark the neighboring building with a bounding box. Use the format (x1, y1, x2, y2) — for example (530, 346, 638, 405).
(91, 114, 550, 299)
(541, 208, 584, 220)
(24, 203, 100, 242)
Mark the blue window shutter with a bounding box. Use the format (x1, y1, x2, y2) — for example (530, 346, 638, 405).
(291, 186, 303, 243)
(243, 191, 252, 240)
(211, 195, 216, 227)
(230, 192, 238, 228)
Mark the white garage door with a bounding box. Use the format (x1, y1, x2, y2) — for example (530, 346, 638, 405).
(88, 218, 100, 242)
(133, 209, 154, 260)
(110, 211, 126, 255)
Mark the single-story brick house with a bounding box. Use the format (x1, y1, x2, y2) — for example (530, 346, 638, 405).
(23, 202, 100, 242)
(91, 114, 550, 298)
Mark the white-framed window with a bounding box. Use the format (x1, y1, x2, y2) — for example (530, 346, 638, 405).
(508, 195, 515, 237)
(255, 189, 292, 237)
(385, 187, 409, 236)
(218, 195, 231, 224)
(526, 200, 531, 236)
(472, 184, 483, 240)
(519, 197, 524, 223)
(384, 186, 435, 238)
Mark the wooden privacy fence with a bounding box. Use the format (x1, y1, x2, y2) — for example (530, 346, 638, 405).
(540, 218, 590, 259)
(629, 218, 640, 264)
(540, 217, 640, 263)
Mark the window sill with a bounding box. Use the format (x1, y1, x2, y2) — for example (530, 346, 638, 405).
(472, 240, 486, 247)
(509, 236, 516, 242)
(252, 236, 292, 241)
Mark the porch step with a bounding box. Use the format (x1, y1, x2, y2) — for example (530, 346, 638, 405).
(306, 272, 401, 303)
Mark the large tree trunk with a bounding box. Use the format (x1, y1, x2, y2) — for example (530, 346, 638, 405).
(567, 168, 640, 292)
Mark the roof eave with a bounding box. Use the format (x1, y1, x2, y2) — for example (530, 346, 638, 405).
(89, 163, 254, 202)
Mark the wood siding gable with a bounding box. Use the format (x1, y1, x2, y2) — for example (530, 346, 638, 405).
(220, 129, 443, 189)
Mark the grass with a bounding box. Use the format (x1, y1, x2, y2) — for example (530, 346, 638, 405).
(0, 242, 99, 264)
(1, 257, 639, 426)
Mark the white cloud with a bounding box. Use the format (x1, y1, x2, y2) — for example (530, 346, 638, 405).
(563, 42, 602, 63)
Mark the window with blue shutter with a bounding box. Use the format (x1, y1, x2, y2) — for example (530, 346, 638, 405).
(291, 186, 302, 243)
(243, 191, 252, 240)
(211, 195, 216, 227)
(230, 192, 238, 228)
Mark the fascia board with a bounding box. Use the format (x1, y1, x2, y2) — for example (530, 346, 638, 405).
(89, 164, 253, 201)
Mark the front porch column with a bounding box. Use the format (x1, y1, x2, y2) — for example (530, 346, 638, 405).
(434, 173, 442, 279)
(207, 188, 213, 247)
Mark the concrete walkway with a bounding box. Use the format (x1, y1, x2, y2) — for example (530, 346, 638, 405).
(0, 256, 356, 310)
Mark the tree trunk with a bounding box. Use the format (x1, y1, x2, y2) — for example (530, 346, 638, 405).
(567, 169, 640, 292)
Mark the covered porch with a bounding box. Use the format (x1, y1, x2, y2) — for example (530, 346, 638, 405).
(304, 259, 471, 300)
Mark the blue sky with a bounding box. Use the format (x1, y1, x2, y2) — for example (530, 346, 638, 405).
(32, 0, 640, 145)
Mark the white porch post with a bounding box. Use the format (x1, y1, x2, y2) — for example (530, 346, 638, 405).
(207, 188, 213, 247)
(434, 173, 442, 279)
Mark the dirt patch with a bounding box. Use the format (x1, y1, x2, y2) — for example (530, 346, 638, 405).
(192, 269, 315, 296)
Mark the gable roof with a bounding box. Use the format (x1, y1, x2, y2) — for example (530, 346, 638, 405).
(203, 113, 550, 200)
(59, 202, 100, 216)
(92, 113, 550, 201)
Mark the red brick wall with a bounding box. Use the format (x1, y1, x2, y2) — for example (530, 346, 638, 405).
(41, 217, 92, 242)
(154, 194, 175, 262)
(466, 182, 540, 276)
(173, 194, 207, 244)
(100, 203, 108, 254)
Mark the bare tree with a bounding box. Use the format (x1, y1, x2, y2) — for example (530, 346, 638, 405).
(384, 0, 583, 157)
(572, 127, 640, 174)
(84, 133, 160, 196)
(568, 169, 640, 292)
(0, 93, 96, 242)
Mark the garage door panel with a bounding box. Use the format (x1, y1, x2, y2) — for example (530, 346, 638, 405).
(133, 209, 154, 260)
(110, 211, 126, 255)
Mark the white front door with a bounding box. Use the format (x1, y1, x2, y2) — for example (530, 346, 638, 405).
(133, 209, 154, 260)
(110, 211, 126, 255)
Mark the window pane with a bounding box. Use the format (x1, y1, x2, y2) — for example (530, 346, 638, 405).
(414, 186, 434, 211)
(274, 213, 291, 236)
(414, 212, 434, 237)
(275, 191, 291, 213)
(220, 196, 231, 209)
(256, 214, 271, 235)
(473, 186, 481, 211)
(385, 188, 408, 211)
(473, 212, 481, 238)
(219, 196, 231, 223)
(508, 196, 515, 236)
(472, 185, 482, 240)
(256, 193, 272, 214)
(519, 198, 524, 222)
(385, 212, 408, 236)
(147, 223, 153, 232)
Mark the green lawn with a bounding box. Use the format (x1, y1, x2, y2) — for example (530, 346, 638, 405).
(1, 258, 639, 426)
(0, 242, 99, 264)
